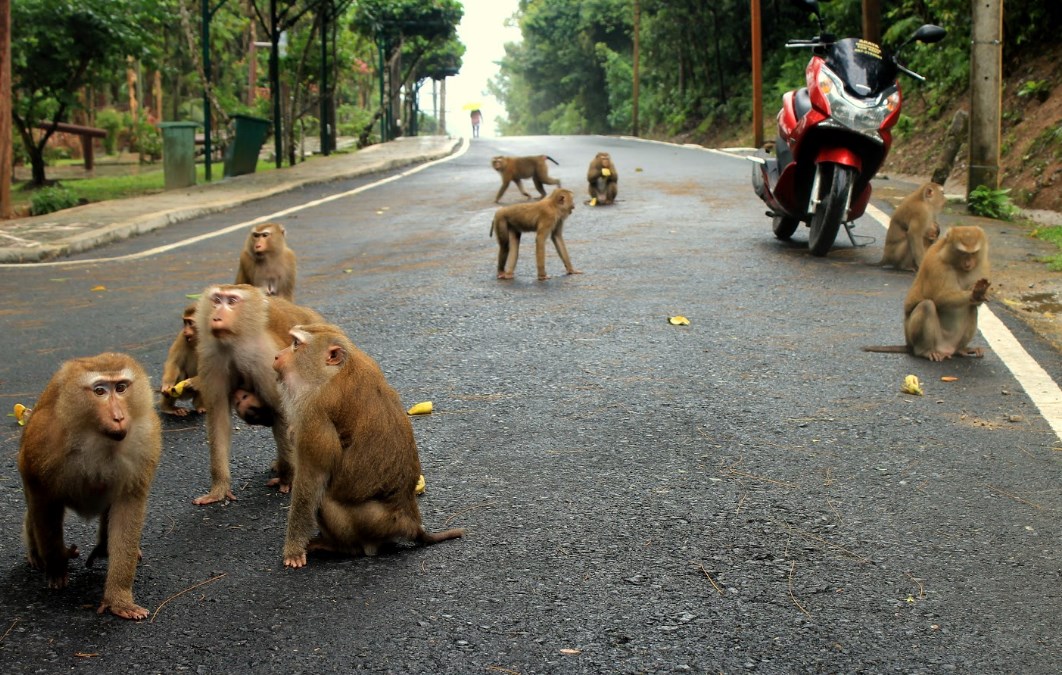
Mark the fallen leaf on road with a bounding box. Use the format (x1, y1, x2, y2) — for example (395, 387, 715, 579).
(91, 285, 106, 291)
(941, 376, 959, 382)
(559, 648, 581, 655)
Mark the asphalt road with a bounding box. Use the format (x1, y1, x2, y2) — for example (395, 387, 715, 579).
(0, 136, 1059, 673)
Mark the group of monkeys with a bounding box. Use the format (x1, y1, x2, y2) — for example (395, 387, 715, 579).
(13, 150, 990, 622)
(488, 151, 618, 280)
(16, 222, 463, 620)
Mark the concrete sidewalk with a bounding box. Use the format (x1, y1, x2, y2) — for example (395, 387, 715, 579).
(0, 136, 461, 264)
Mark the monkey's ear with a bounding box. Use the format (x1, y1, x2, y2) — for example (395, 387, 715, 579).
(326, 345, 347, 367)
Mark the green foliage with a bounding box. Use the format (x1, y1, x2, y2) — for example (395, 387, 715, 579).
(132, 121, 162, 160)
(1031, 226, 1062, 271)
(30, 186, 80, 216)
(1017, 80, 1051, 103)
(967, 185, 1020, 220)
(96, 108, 124, 155)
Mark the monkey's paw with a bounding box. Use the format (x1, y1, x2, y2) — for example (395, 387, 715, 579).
(284, 553, 308, 569)
(98, 599, 149, 621)
(971, 278, 991, 304)
(192, 489, 237, 505)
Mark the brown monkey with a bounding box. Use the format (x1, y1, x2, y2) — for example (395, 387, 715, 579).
(235, 222, 297, 301)
(159, 304, 204, 417)
(273, 323, 464, 567)
(865, 226, 991, 361)
(490, 188, 580, 281)
(492, 154, 561, 203)
(586, 152, 618, 206)
(193, 284, 324, 505)
(18, 353, 162, 620)
(233, 387, 275, 427)
(880, 182, 946, 271)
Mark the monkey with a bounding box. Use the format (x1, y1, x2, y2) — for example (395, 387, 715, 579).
(18, 353, 162, 620)
(233, 387, 275, 427)
(235, 222, 297, 301)
(586, 152, 618, 206)
(159, 304, 204, 417)
(490, 188, 580, 281)
(864, 226, 991, 361)
(193, 284, 324, 505)
(880, 182, 947, 271)
(272, 323, 464, 568)
(492, 154, 561, 203)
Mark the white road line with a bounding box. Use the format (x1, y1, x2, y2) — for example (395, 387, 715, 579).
(0, 138, 471, 268)
(865, 202, 1062, 443)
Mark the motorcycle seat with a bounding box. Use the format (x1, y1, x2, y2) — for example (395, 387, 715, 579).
(794, 87, 812, 121)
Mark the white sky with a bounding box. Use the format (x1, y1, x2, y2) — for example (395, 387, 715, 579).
(419, 0, 522, 138)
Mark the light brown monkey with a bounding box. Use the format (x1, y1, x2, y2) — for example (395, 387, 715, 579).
(586, 152, 618, 205)
(273, 323, 464, 568)
(880, 182, 946, 271)
(865, 226, 991, 361)
(490, 188, 580, 281)
(159, 304, 204, 417)
(18, 353, 162, 620)
(193, 284, 324, 505)
(492, 154, 561, 203)
(235, 222, 297, 301)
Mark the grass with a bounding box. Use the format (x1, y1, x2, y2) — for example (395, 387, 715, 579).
(11, 158, 277, 213)
(1032, 225, 1062, 271)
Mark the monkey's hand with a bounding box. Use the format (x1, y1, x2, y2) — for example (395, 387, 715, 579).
(971, 278, 990, 304)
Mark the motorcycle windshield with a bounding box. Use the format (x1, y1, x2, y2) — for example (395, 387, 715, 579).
(824, 38, 897, 97)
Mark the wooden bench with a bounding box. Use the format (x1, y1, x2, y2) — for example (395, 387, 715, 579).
(35, 122, 108, 171)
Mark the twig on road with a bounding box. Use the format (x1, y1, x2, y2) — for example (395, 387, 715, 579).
(444, 500, 494, 527)
(985, 484, 1042, 509)
(697, 562, 725, 596)
(150, 573, 227, 623)
(788, 562, 813, 619)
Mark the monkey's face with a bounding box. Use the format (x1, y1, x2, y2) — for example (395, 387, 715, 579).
(208, 289, 245, 338)
(181, 318, 197, 345)
(233, 388, 274, 426)
(252, 228, 273, 256)
(491, 156, 506, 172)
(85, 374, 135, 441)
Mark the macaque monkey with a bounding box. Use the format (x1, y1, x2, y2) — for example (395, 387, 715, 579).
(880, 182, 946, 271)
(159, 304, 204, 416)
(273, 323, 464, 568)
(235, 222, 297, 301)
(492, 154, 561, 203)
(18, 353, 162, 620)
(865, 226, 991, 361)
(490, 188, 580, 281)
(586, 152, 618, 206)
(233, 387, 275, 427)
(193, 284, 323, 505)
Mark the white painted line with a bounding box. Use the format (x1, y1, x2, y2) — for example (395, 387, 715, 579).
(863, 201, 1062, 443)
(1, 138, 471, 268)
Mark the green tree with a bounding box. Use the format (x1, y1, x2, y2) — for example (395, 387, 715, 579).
(12, 0, 157, 185)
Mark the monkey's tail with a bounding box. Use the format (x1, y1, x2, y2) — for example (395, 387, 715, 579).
(545, 155, 559, 165)
(862, 345, 911, 354)
(417, 527, 465, 546)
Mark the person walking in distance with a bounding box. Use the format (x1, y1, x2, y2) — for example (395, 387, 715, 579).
(470, 109, 482, 138)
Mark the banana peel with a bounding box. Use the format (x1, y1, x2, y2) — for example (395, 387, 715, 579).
(415, 474, 426, 495)
(407, 401, 433, 416)
(901, 375, 924, 396)
(589, 197, 598, 206)
(168, 378, 194, 397)
(668, 315, 690, 326)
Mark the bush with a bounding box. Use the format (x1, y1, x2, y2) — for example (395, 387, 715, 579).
(96, 108, 123, 155)
(30, 186, 80, 216)
(967, 185, 1019, 220)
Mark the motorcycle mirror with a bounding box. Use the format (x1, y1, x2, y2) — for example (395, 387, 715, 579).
(912, 24, 947, 44)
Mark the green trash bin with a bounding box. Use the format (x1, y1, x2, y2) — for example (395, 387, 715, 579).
(224, 114, 271, 177)
(159, 121, 199, 190)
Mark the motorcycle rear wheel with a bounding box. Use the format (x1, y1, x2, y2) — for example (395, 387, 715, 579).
(808, 164, 855, 257)
(772, 214, 800, 240)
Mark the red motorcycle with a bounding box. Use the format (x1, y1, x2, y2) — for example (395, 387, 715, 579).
(751, 0, 945, 256)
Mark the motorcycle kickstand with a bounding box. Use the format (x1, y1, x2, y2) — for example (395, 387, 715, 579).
(843, 221, 872, 248)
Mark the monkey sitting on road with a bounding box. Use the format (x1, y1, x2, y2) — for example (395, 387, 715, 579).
(880, 182, 946, 271)
(235, 222, 297, 301)
(490, 188, 580, 281)
(273, 323, 464, 567)
(18, 353, 162, 620)
(865, 225, 991, 361)
(492, 155, 561, 203)
(586, 152, 618, 206)
(159, 304, 204, 416)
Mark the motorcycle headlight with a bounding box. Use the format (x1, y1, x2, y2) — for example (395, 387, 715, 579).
(817, 67, 897, 134)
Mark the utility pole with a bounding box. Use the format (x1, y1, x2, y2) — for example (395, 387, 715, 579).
(751, 0, 763, 148)
(632, 0, 640, 136)
(861, 0, 881, 44)
(968, 0, 1003, 193)
(0, 0, 11, 218)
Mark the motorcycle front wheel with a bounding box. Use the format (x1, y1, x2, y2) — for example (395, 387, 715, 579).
(772, 214, 800, 240)
(808, 163, 855, 256)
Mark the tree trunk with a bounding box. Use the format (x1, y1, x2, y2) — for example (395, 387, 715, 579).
(932, 109, 968, 187)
